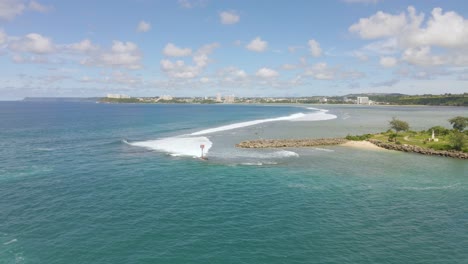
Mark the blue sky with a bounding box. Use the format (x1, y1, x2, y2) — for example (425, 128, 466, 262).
(0, 0, 467, 99)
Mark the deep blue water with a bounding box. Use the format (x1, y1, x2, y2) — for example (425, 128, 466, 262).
(1, 102, 467, 263)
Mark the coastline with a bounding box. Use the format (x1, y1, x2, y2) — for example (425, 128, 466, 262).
(340, 140, 387, 151)
(236, 138, 467, 159)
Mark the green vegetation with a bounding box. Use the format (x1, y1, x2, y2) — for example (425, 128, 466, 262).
(449, 116, 468, 131)
(100, 97, 142, 103)
(346, 116, 468, 153)
(389, 117, 409, 134)
(345, 134, 372, 141)
(366, 93, 467, 106)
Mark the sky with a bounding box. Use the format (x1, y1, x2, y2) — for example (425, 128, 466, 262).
(0, 0, 467, 100)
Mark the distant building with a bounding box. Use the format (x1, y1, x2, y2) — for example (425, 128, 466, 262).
(107, 94, 130, 99)
(159, 95, 173, 100)
(357, 96, 369, 105)
(216, 93, 222, 102)
(224, 94, 235, 103)
(319, 97, 328, 103)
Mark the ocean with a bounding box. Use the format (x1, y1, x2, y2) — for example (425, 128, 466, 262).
(1, 102, 467, 263)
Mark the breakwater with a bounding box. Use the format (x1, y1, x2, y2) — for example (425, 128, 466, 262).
(236, 138, 348, 148)
(368, 139, 468, 159)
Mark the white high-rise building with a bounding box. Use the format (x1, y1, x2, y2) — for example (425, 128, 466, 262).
(357, 97, 369, 105)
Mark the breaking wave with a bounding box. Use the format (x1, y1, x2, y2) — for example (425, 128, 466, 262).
(127, 107, 334, 158)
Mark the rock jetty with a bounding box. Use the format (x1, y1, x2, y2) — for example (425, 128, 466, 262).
(368, 139, 468, 159)
(236, 138, 348, 148)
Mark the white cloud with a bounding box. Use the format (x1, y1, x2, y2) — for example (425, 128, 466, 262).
(350, 6, 468, 67)
(349, 10, 407, 39)
(163, 43, 192, 57)
(136, 21, 151, 32)
(304, 63, 334, 80)
(0, 0, 25, 20)
(0, 29, 6, 44)
(402, 7, 468, 49)
(0, 0, 51, 20)
(9, 33, 55, 54)
(308, 39, 322, 57)
(246, 37, 268, 52)
(68, 39, 98, 53)
(28, 0, 51, 13)
(161, 42, 219, 78)
(82, 41, 142, 69)
(220, 11, 240, 25)
(256, 68, 278, 78)
(379, 56, 398, 67)
(401, 46, 445, 66)
(363, 38, 399, 55)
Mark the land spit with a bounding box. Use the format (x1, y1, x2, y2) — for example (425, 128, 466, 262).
(236, 138, 468, 159)
(235, 138, 348, 148)
(368, 139, 468, 159)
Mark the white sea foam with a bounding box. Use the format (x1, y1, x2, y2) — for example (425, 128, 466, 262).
(128, 136, 212, 158)
(313, 148, 335, 152)
(190, 113, 306, 136)
(399, 183, 461, 191)
(3, 238, 17, 245)
(291, 107, 337, 121)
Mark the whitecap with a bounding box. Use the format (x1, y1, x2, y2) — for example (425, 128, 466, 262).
(128, 136, 212, 158)
(313, 148, 335, 152)
(3, 238, 17, 245)
(190, 113, 306, 135)
(399, 183, 461, 191)
(291, 107, 337, 121)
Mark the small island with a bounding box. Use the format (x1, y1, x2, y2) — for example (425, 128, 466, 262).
(236, 117, 468, 159)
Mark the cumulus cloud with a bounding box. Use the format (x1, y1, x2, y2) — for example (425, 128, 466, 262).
(246, 37, 268, 52)
(0, 0, 26, 20)
(0, 0, 51, 20)
(9, 33, 55, 54)
(402, 7, 468, 49)
(160, 42, 219, 78)
(220, 11, 240, 25)
(82, 41, 142, 69)
(401, 46, 445, 66)
(350, 6, 468, 66)
(136, 21, 151, 32)
(163, 43, 192, 57)
(349, 10, 407, 39)
(308, 39, 322, 57)
(379, 56, 398, 67)
(68, 39, 98, 53)
(256, 67, 278, 78)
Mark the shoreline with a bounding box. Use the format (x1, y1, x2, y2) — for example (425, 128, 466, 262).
(236, 138, 467, 159)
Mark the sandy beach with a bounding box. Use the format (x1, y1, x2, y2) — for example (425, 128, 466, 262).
(340, 140, 387, 151)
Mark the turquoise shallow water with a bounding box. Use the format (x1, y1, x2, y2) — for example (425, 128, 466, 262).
(1, 102, 467, 263)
